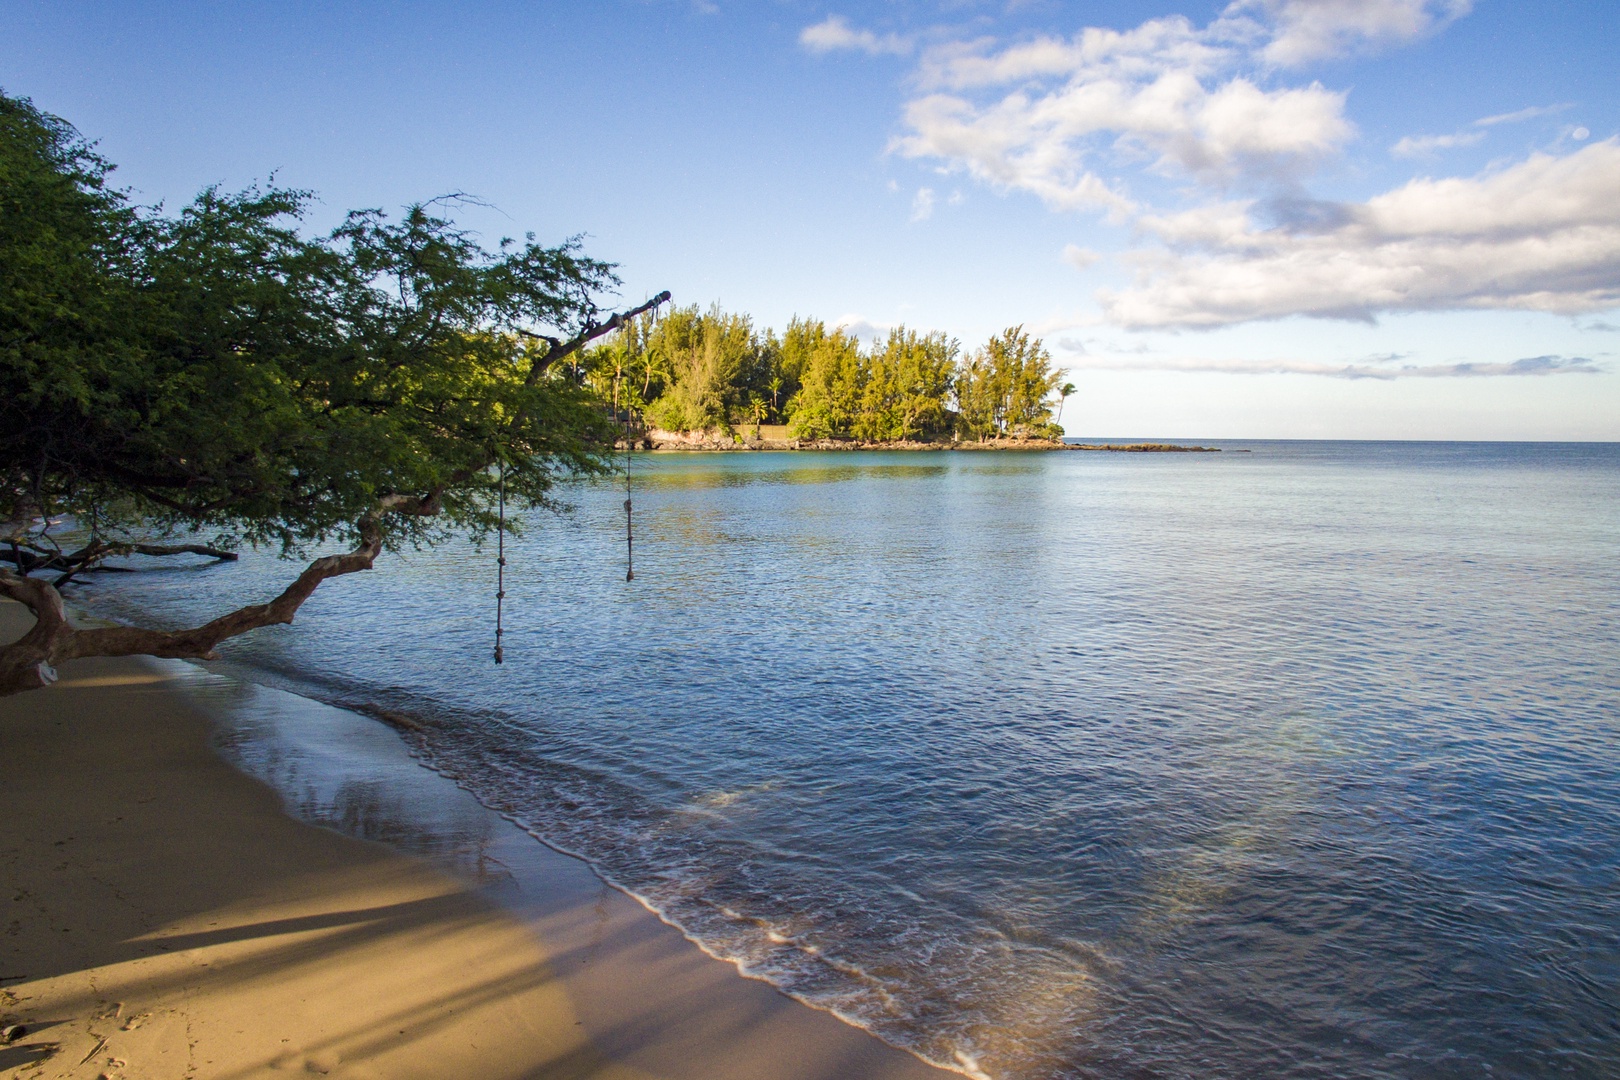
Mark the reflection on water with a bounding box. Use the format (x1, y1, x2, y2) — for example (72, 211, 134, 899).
(623, 451, 957, 490)
(76, 444, 1620, 1079)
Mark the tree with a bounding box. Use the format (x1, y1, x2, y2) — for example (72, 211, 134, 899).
(611, 308, 671, 411)
(955, 326, 1063, 440)
(784, 321, 862, 440)
(0, 90, 666, 695)
(1056, 382, 1077, 425)
(639, 304, 760, 434)
(952, 354, 1001, 441)
(854, 328, 957, 441)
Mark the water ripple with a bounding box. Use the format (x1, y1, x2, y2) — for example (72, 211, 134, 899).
(76, 443, 1620, 1079)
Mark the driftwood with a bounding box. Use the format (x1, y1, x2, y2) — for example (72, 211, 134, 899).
(0, 298, 668, 697)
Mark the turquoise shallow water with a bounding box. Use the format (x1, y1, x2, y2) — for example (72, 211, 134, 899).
(77, 442, 1620, 1079)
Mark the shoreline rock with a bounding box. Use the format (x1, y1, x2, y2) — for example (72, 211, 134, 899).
(621, 429, 1219, 453)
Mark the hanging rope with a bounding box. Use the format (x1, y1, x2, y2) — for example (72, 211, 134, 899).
(493, 460, 506, 664)
(624, 439, 634, 582)
(489, 293, 668, 664)
(624, 296, 662, 583)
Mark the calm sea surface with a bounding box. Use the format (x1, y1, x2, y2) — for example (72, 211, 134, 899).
(77, 442, 1620, 1079)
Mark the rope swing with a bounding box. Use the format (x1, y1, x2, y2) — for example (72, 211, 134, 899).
(493, 459, 507, 665)
(624, 394, 635, 583)
(624, 464, 635, 582)
(494, 293, 666, 663)
(624, 294, 665, 584)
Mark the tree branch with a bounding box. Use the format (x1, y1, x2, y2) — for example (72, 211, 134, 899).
(519, 291, 670, 387)
(0, 506, 395, 696)
(120, 543, 239, 561)
(4, 539, 238, 585)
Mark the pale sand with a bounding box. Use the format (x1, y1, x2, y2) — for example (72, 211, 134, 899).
(0, 602, 953, 1080)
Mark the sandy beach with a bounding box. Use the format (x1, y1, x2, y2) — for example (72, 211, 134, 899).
(0, 601, 953, 1080)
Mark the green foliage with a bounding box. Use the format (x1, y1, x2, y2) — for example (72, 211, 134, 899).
(641, 305, 760, 434)
(783, 320, 862, 439)
(582, 304, 796, 434)
(585, 301, 1070, 443)
(1, 89, 619, 555)
(855, 328, 958, 441)
(956, 326, 1065, 441)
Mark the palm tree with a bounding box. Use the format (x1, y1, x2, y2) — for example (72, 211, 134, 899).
(1056, 382, 1077, 425)
(639, 346, 671, 404)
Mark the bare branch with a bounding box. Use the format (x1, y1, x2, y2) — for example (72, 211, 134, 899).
(122, 543, 239, 561)
(0, 570, 74, 692)
(5, 539, 238, 586)
(520, 292, 670, 387)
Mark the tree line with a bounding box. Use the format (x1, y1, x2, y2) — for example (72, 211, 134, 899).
(579, 305, 1071, 442)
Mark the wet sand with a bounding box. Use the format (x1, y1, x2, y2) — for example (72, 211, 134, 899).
(0, 601, 953, 1080)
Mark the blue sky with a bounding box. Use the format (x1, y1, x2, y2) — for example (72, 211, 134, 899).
(4, 1, 1617, 438)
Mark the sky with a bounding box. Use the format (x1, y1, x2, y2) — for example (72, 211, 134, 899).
(3, 0, 1617, 439)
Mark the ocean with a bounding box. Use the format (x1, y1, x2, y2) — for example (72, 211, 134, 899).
(74, 442, 1620, 1079)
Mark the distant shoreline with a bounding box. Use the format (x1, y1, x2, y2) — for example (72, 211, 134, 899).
(629, 428, 1220, 453)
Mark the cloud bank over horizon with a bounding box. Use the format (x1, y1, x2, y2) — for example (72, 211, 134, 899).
(1107, 140, 1620, 327)
(1054, 350, 1602, 380)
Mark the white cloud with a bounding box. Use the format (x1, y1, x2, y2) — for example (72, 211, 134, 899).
(856, 1, 1603, 334)
(1391, 103, 1571, 158)
(1391, 129, 1484, 157)
(893, 10, 1357, 210)
(895, 93, 1136, 214)
(1062, 244, 1102, 269)
(1064, 351, 1600, 378)
(1238, 0, 1474, 67)
(832, 315, 892, 345)
(1102, 139, 1620, 327)
(800, 15, 911, 57)
(916, 17, 1232, 91)
(1475, 103, 1568, 127)
(888, 0, 1493, 209)
(1194, 77, 1351, 165)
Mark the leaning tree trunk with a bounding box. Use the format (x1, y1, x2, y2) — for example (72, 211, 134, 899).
(0, 516, 388, 696)
(0, 293, 673, 697)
